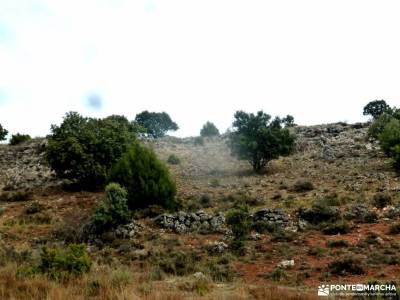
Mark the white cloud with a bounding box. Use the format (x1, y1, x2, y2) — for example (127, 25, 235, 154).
(0, 0, 400, 137)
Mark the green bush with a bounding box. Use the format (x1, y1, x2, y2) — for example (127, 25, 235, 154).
(327, 240, 349, 248)
(0, 124, 7, 141)
(378, 118, 400, 156)
(200, 122, 219, 137)
(167, 154, 180, 165)
(135, 111, 178, 138)
(46, 112, 138, 188)
(298, 200, 340, 225)
(108, 142, 177, 209)
(9, 133, 31, 145)
(292, 179, 314, 192)
(225, 205, 251, 254)
(363, 100, 391, 119)
(194, 136, 204, 146)
(368, 112, 395, 139)
(91, 183, 130, 233)
(328, 256, 365, 275)
(372, 192, 392, 208)
(228, 111, 296, 172)
(321, 220, 350, 235)
(389, 223, 400, 234)
(38, 244, 92, 280)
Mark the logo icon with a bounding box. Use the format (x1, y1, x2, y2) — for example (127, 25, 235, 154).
(318, 285, 330, 296)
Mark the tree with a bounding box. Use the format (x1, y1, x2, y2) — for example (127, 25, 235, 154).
(46, 112, 137, 188)
(0, 124, 8, 141)
(108, 142, 178, 209)
(200, 121, 220, 137)
(282, 115, 296, 127)
(135, 111, 178, 138)
(228, 111, 296, 172)
(363, 100, 391, 119)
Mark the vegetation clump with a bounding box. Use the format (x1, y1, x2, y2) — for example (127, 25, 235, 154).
(228, 110, 296, 172)
(108, 142, 177, 209)
(298, 199, 340, 225)
(167, 154, 180, 165)
(372, 192, 392, 209)
(37, 244, 92, 280)
(200, 122, 220, 137)
(9, 133, 31, 145)
(292, 179, 314, 192)
(91, 183, 130, 234)
(225, 205, 251, 254)
(46, 112, 139, 188)
(328, 256, 365, 275)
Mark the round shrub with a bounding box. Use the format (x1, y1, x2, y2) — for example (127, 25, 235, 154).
(167, 154, 180, 165)
(293, 179, 314, 192)
(9, 133, 31, 145)
(91, 183, 130, 233)
(108, 142, 177, 209)
(372, 192, 392, 208)
(46, 112, 137, 188)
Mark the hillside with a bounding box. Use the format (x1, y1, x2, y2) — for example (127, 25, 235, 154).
(0, 122, 399, 299)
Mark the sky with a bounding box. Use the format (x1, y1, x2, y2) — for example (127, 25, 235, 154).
(0, 0, 400, 138)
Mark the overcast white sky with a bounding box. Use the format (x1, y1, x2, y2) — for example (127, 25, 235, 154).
(0, 0, 400, 137)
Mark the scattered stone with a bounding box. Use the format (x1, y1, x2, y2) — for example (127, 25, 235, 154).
(115, 221, 143, 239)
(205, 241, 228, 254)
(278, 260, 295, 268)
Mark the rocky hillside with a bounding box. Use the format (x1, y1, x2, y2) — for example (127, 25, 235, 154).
(0, 122, 399, 299)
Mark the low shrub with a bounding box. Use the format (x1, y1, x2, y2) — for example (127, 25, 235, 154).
(167, 154, 180, 165)
(178, 274, 212, 296)
(321, 220, 351, 235)
(202, 255, 235, 283)
(307, 247, 326, 257)
(327, 240, 349, 248)
(209, 179, 220, 187)
(298, 200, 340, 225)
(389, 223, 400, 234)
(225, 206, 251, 254)
(149, 250, 199, 277)
(91, 183, 130, 234)
(9, 133, 31, 145)
(194, 136, 204, 146)
(199, 194, 212, 208)
(262, 267, 288, 282)
(38, 244, 92, 280)
(271, 229, 296, 242)
(372, 192, 392, 208)
(292, 179, 314, 192)
(0, 190, 33, 202)
(25, 201, 44, 214)
(328, 256, 365, 275)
